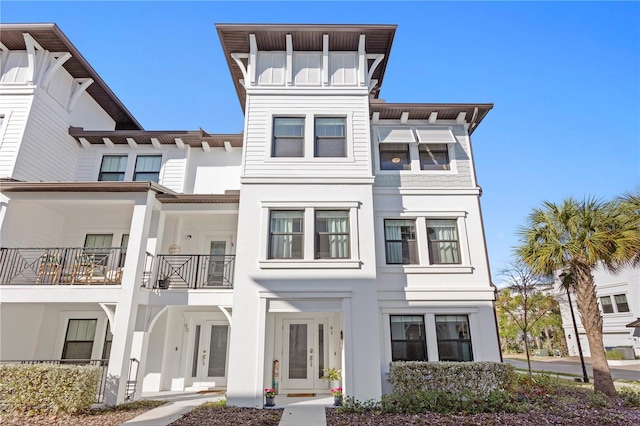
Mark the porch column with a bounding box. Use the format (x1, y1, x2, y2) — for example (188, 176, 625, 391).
(105, 191, 156, 405)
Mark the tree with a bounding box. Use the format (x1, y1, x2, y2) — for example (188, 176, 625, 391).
(516, 195, 640, 396)
(495, 261, 557, 375)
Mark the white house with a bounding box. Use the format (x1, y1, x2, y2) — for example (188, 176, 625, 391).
(559, 266, 640, 358)
(0, 23, 502, 407)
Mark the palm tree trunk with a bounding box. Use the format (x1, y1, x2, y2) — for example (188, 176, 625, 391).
(573, 263, 616, 396)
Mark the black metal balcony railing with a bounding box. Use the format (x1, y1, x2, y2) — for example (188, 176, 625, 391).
(0, 247, 124, 285)
(1, 359, 109, 403)
(152, 254, 235, 289)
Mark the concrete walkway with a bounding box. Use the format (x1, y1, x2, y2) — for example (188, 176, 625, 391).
(122, 393, 331, 426)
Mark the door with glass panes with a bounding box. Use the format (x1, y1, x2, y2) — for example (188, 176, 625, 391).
(281, 319, 328, 390)
(190, 321, 229, 387)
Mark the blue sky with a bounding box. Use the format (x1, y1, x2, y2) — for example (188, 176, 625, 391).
(3, 1, 639, 282)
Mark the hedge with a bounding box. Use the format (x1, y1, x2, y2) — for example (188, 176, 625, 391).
(0, 363, 102, 414)
(389, 361, 516, 397)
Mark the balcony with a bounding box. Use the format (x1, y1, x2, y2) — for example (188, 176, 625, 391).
(150, 254, 235, 289)
(0, 247, 124, 285)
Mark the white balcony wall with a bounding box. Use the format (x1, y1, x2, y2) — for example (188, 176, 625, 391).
(0, 94, 33, 178)
(186, 147, 242, 194)
(160, 213, 238, 254)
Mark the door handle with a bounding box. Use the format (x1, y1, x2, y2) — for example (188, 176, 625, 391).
(202, 350, 207, 366)
(309, 354, 313, 367)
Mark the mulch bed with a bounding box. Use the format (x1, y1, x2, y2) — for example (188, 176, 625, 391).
(170, 405, 284, 426)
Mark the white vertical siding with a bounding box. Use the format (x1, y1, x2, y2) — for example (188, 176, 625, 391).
(0, 52, 29, 83)
(257, 52, 286, 86)
(293, 53, 321, 86)
(0, 94, 34, 178)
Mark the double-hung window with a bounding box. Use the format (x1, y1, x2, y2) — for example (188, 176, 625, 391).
(315, 211, 349, 259)
(614, 294, 629, 313)
(600, 296, 614, 313)
(390, 315, 427, 361)
(315, 117, 346, 157)
(426, 219, 461, 264)
(134, 155, 162, 182)
(419, 143, 450, 170)
(62, 319, 97, 360)
(273, 117, 304, 157)
(269, 211, 304, 259)
(99, 155, 127, 181)
(384, 220, 417, 264)
(435, 315, 473, 362)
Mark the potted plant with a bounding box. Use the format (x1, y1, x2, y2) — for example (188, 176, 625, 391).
(322, 367, 341, 389)
(264, 387, 276, 407)
(330, 387, 343, 406)
(157, 275, 170, 289)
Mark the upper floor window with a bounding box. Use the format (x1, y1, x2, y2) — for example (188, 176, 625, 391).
(614, 294, 630, 313)
(315, 211, 349, 259)
(269, 211, 304, 259)
(384, 219, 417, 264)
(98, 155, 127, 181)
(134, 155, 162, 183)
(390, 315, 427, 361)
(273, 117, 304, 157)
(315, 117, 346, 157)
(600, 296, 614, 314)
(426, 219, 461, 264)
(419, 143, 450, 170)
(435, 315, 473, 362)
(380, 144, 411, 170)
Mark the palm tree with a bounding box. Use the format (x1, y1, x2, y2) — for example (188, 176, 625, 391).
(516, 195, 640, 396)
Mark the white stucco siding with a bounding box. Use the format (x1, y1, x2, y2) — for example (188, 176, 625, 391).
(0, 93, 34, 178)
(0, 304, 45, 359)
(243, 94, 371, 178)
(1, 200, 64, 247)
(188, 148, 242, 194)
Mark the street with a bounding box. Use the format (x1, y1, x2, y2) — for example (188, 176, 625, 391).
(503, 356, 640, 381)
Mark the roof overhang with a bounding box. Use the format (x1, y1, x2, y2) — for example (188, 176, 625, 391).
(626, 318, 640, 328)
(69, 127, 243, 149)
(156, 191, 240, 204)
(1, 23, 142, 130)
(0, 180, 172, 194)
(216, 23, 396, 112)
(369, 102, 493, 135)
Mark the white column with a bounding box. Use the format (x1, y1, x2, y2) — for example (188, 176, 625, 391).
(104, 191, 155, 405)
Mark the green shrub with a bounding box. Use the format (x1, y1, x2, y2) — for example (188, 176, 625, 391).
(389, 361, 516, 397)
(605, 350, 624, 360)
(0, 363, 102, 414)
(618, 387, 640, 408)
(587, 390, 612, 408)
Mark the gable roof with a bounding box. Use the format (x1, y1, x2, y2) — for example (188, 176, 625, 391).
(216, 23, 396, 112)
(1, 23, 142, 130)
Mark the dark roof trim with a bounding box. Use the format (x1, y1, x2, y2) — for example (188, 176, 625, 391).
(0, 181, 173, 194)
(156, 192, 240, 204)
(216, 23, 396, 112)
(626, 318, 640, 328)
(1, 23, 142, 130)
(69, 127, 244, 148)
(369, 102, 494, 135)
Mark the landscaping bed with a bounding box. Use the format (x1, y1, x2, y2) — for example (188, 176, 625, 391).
(0, 400, 166, 426)
(170, 403, 283, 426)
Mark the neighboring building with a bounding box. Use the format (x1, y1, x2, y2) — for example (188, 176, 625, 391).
(558, 266, 640, 358)
(0, 23, 501, 407)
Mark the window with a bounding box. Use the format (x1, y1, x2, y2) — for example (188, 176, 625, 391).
(426, 219, 461, 264)
(379, 143, 410, 170)
(600, 296, 614, 314)
(419, 143, 450, 170)
(390, 315, 427, 361)
(85, 234, 113, 248)
(273, 117, 304, 157)
(119, 234, 129, 267)
(315, 117, 346, 157)
(134, 155, 162, 182)
(269, 211, 304, 259)
(98, 155, 127, 181)
(102, 323, 113, 360)
(614, 294, 629, 313)
(435, 315, 473, 362)
(62, 319, 97, 360)
(315, 211, 349, 259)
(384, 219, 417, 264)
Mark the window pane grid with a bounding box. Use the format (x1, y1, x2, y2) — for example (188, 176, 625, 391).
(99, 155, 127, 181)
(419, 144, 450, 170)
(600, 296, 614, 314)
(614, 294, 629, 312)
(315, 117, 346, 157)
(427, 219, 461, 264)
(269, 211, 304, 259)
(315, 211, 349, 259)
(134, 155, 161, 183)
(390, 315, 427, 361)
(435, 315, 473, 362)
(380, 144, 410, 170)
(273, 118, 304, 157)
(384, 219, 417, 264)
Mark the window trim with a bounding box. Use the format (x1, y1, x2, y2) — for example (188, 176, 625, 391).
(272, 116, 305, 158)
(54, 312, 108, 362)
(315, 210, 350, 259)
(390, 315, 428, 362)
(600, 296, 614, 314)
(435, 314, 474, 362)
(314, 117, 347, 158)
(613, 294, 630, 313)
(426, 218, 462, 265)
(98, 155, 128, 182)
(133, 154, 162, 183)
(384, 219, 418, 264)
(268, 210, 305, 260)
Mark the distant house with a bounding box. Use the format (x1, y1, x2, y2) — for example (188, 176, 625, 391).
(0, 23, 502, 407)
(558, 266, 639, 358)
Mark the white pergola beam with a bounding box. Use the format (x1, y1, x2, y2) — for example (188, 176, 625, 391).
(286, 34, 293, 86)
(322, 34, 329, 86)
(358, 34, 366, 87)
(372, 111, 380, 123)
(249, 34, 257, 85)
(150, 138, 161, 149)
(456, 112, 467, 124)
(102, 138, 114, 149)
(400, 111, 409, 124)
(175, 138, 185, 149)
(127, 138, 138, 149)
(201, 141, 211, 152)
(428, 112, 438, 124)
(79, 138, 91, 149)
(224, 141, 232, 152)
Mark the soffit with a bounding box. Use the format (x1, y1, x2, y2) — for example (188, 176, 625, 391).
(69, 128, 243, 148)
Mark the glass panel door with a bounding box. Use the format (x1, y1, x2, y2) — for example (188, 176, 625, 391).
(208, 325, 228, 377)
(288, 323, 308, 379)
(206, 241, 226, 286)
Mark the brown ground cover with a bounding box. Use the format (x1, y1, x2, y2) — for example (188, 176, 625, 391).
(171, 404, 283, 426)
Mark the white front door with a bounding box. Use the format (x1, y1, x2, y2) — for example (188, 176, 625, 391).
(281, 319, 328, 390)
(190, 321, 229, 388)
